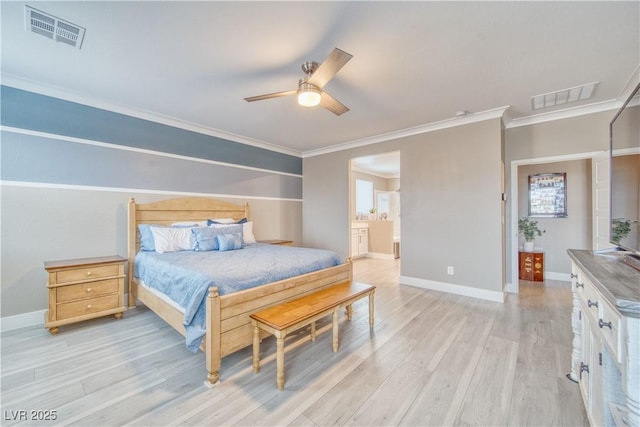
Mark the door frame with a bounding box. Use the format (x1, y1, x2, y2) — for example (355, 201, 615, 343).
(508, 150, 603, 293)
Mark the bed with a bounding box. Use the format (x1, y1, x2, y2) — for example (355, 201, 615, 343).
(127, 197, 352, 386)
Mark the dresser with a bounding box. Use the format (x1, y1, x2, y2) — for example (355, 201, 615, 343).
(567, 249, 640, 427)
(44, 255, 127, 334)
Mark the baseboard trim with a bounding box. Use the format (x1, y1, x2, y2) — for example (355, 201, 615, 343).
(399, 275, 505, 303)
(545, 271, 571, 282)
(367, 252, 396, 260)
(506, 282, 518, 294)
(1, 309, 46, 332)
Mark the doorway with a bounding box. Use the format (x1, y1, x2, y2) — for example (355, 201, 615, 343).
(350, 151, 401, 263)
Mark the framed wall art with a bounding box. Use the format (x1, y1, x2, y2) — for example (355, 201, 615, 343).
(528, 173, 567, 218)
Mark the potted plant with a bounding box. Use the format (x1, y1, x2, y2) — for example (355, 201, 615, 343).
(368, 208, 376, 220)
(611, 218, 632, 245)
(519, 217, 545, 252)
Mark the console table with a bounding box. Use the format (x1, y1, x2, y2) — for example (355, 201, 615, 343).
(567, 249, 639, 427)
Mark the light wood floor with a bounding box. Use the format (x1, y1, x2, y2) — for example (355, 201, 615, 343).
(1, 258, 588, 426)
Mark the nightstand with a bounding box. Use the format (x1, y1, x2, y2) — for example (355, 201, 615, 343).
(258, 239, 293, 246)
(44, 255, 127, 334)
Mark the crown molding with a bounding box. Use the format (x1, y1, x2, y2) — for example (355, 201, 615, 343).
(1, 73, 303, 158)
(302, 106, 511, 158)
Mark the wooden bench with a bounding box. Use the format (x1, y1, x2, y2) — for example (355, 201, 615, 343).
(250, 281, 375, 390)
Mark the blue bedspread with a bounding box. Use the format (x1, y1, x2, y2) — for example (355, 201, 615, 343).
(134, 243, 343, 351)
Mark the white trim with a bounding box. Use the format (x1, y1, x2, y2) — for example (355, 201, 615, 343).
(546, 271, 571, 282)
(506, 282, 518, 294)
(399, 275, 505, 303)
(303, 106, 510, 158)
(0, 180, 303, 202)
(1, 126, 303, 178)
(1, 74, 303, 158)
(506, 99, 620, 129)
(1, 309, 46, 332)
(366, 252, 395, 260)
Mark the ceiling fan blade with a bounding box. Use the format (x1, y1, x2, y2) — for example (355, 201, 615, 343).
(244, 90, 297, 102)
(320, 91, 349, 116)
(308, 47, 353, 89)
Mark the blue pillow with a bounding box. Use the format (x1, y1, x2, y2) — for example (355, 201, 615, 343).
(207, 217, 248, 226)
(216, 233, 244, 251)
(138, 224, 156, 251)
(192, 224, 243, 251)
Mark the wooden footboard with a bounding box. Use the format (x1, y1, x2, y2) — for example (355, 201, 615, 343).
(127, 196, 352, 386)
(204, 258, 352, 386)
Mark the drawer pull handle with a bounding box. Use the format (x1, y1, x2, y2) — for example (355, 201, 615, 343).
(570, 273, 577, 279)
(86, 287, 92, 293)
(576, 282, 584, 289)
(87, 271, 92, 277)
(599, 319, 612, 330)
(587, 300, 598, 308)
(579, 362, 589, 380)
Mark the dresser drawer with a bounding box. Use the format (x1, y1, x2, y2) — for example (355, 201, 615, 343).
(56, 264, 120, 283)
(599, 297, 622, 363)
(57, 294, 120, 320)
(56, 279, 119, 303)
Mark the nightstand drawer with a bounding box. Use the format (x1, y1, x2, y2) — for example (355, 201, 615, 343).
(56, 279, 119, 303)
(56, 264, 120, 283)
(57, 294, 120, 320)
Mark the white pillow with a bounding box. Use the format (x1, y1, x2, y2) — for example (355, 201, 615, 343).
(151, 226, 194, 253)
(243, 221, 256, 244)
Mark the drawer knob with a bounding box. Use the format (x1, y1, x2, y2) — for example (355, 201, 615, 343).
(86, 304, 92, 310)
(599, 319, 612, 330)
(576, 282, 584, 289)
(86, 287, 92, 293)
(87, 271, 92, 277)
(579, 362, 589, 380)
(588, 300, 598, 309)
(570, 273, 577, 279)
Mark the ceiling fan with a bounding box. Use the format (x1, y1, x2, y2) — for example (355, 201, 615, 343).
(244, 47, 353, 116)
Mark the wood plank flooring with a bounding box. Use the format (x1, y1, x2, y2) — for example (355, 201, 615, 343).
(0, 258, 588, 426)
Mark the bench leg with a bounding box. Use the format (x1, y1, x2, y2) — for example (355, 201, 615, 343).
(276, 332, 286, 390)
(333, 308, 339, 352)
(310, 321, 316, 342)
(346, 304, 353, 320)
(369, 292, 375, 328)
(252, 321, 260, 373)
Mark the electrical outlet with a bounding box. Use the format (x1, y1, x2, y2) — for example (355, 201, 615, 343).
(447, 266, 454, 275)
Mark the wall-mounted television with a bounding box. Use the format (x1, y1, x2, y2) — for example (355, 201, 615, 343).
(609, 81, 640, 268)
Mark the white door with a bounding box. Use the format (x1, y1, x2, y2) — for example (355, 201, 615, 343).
(592, 152, 614, 250)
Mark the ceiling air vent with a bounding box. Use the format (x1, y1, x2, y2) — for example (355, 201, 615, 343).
(531, 82, 599, 111)
(24, 5, 85, 49)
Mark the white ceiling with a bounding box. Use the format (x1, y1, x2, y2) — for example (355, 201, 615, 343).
(2, 1, 639, 159)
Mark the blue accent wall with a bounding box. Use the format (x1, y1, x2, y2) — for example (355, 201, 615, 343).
(0, 85, 302, 175)
(0, 85, 302, 199)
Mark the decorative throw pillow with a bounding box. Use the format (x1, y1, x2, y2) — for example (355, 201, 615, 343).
(192, 224, 243, 251)
(216, 233, 244, 251)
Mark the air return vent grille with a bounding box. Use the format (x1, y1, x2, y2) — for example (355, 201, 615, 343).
(24, 5, 85, 49)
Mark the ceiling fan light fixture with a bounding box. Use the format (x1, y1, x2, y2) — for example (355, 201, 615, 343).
(297, 81, 321, 107)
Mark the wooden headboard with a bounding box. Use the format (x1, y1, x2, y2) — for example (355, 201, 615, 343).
(127, 197, 249, 304)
